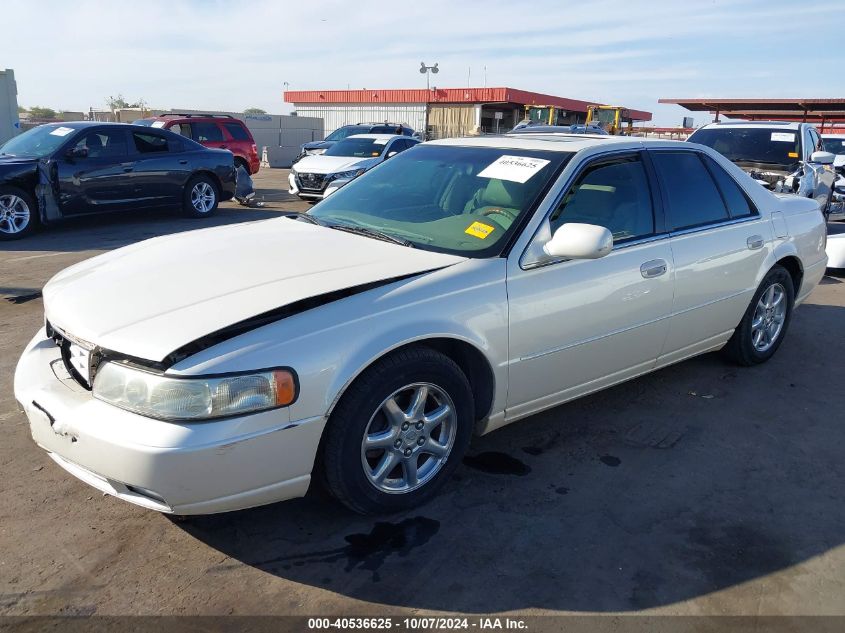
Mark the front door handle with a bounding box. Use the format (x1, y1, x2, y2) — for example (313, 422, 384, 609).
(640, 259, 668, 279)
(747, 235, 764, 250)
(178, 159, 188, 165)
(120, 162, 134, 173)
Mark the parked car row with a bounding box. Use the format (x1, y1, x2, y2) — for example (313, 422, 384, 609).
(289, 133, 419, 200)
(0, 121, 237, 239)
(294, 122, 420, 164)
(14, 131, 828, 516)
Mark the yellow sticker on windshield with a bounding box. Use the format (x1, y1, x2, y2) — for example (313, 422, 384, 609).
(788, 152, 798, 158)
(465, 221, 495, 239)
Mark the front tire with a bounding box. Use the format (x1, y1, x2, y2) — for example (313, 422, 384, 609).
(322, 347, 474, 514)
(182, 175, 219, 218)
(0, 186, 37, 240)
(722, 265, 795, 366)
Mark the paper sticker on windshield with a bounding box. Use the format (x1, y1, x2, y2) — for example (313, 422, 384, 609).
(771, 132, 795, 142)
(151, 121, 166, 128)
(373, 138, 389, 144)
(465, 221, 495, 239)
(478, 155, 551, 183)
(49, 126, 74, 137)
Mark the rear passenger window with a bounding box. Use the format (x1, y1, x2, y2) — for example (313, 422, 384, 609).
(132, 132, 169, 154)
(702, 155, 755, 218)
(651, 151, 729, 231)
(223, 122, 250, 141)
(191, 122, 224, 142)
(550, 155, 655, 242)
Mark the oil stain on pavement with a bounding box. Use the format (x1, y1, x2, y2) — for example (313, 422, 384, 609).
(236, 516, 440, 582)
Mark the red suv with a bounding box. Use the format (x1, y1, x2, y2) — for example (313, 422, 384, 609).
(135, 114, 260, 174)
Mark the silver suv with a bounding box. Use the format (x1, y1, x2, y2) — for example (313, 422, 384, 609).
(688, 121, 836, 218)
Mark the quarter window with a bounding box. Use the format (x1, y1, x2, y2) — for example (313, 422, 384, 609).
(191, 122, 224, 142)
(651, 151, 729, 231)
(132, 132, 169, 154)
(702, 155, 756, 218)
(223, 122, 250, 141)
(549, 155, 655, 243)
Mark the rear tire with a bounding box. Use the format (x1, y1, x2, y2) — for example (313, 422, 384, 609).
(322, 346, 474, 515)
(0, 186, 37, 240)
(722, 265, 795, 366)
(182, 175, 219, 218)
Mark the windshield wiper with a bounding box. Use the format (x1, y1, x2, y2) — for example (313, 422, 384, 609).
(281, 212, 325, 225)
(328, 223, 414, 248)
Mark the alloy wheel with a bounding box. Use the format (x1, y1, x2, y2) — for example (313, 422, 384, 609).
(360, 382, 457, 494)
(190, 182, 215, 213)
(751, 282, 787, 352)
(0, 194, 31, 235)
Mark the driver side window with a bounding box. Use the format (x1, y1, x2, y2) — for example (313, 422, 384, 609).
(549, 155, 655, 243)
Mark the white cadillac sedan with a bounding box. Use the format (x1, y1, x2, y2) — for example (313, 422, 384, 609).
(14, 135, 827, 515)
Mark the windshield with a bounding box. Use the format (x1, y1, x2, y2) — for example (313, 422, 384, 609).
(689, 127, 801, 167)
(309, 144, 570, 257)
(324, 137, 390, 158)
(0, 124, 78, 158)
(325, 126, 370, 142)
(824, 138, 845, 154)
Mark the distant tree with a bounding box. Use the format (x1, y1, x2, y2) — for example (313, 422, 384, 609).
(17, 105, 26, 113)
(244, 107, 267, 115)
(106, 94, 130, 111)
(28, 106, 57, 119)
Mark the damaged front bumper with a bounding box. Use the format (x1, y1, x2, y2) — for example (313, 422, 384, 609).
(14, 328, 325, 515)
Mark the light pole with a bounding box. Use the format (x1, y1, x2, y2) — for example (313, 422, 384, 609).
(419, 62, 439, 90)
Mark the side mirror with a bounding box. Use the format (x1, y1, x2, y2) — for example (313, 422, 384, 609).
(810, 151, 835, 165)
(386, 151, 398, 158)
(66, 146, 88, 159)
(543, 222, 613, 259)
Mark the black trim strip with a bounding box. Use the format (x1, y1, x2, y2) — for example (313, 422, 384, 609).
(160, 270, 438, 368)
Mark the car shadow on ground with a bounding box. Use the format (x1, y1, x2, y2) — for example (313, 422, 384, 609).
(0, 205, 299, 254)
(179, 303, 844, 613)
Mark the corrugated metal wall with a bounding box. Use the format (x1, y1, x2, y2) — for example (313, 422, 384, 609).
(294, 104, 427, 136)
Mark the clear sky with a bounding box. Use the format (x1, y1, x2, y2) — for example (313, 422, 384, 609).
(4, 0, 842, 126)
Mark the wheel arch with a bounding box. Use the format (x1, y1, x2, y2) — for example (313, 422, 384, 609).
(190, 169, 223, 195)
(774, 254, 803, 295)
(326, 336, 497, 428)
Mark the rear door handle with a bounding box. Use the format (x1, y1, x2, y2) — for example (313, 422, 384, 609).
(120, 162, 135, 173)
(640, 259, 668, 279)
(747, 235, 764, 250)
(179, 160, 188, 165)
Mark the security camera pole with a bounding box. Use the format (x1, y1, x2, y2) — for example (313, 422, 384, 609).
(419, 62, 439, 91)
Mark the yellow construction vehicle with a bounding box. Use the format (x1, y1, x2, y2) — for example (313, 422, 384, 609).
(585, 105, 634, 135)
(523, 105, 568, 126)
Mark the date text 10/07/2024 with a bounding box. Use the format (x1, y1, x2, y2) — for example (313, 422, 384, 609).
(307, 617, 529, 630)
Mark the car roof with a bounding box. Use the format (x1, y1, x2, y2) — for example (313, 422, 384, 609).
(346, 134, 407, 140)
(698, 120, 804, 130)
(35, 121, 173, 133)
(428, 134, 688, 153)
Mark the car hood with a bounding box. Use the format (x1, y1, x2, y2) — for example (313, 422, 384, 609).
(294, 155, 381, 175)
(43, 219, 466, 362)
(303, 140, 334, 151)
(0, 154, 39, 165)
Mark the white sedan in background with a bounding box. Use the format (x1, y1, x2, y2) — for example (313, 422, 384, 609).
(289, 134, 419, 200)
(15, 134, 827, 516)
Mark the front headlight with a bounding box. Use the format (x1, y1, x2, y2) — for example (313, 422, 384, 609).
(93, 362, 297, 421)
(329, 168, 366, 181)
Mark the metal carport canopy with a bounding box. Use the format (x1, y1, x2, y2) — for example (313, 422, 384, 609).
(659, 97, 845, 125)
